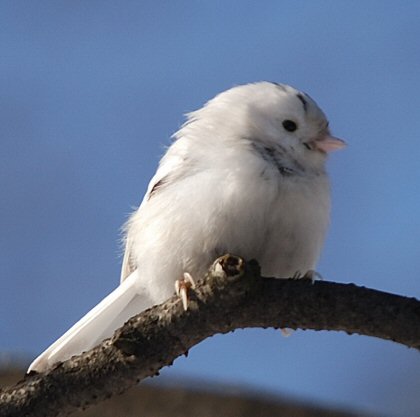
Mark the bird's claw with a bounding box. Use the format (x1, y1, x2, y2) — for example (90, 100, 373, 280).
(280, 328, 294, 337)
(292, 269, 323, 283)
(175, 272, 196, 311)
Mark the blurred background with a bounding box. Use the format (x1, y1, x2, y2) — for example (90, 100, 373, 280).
(1, 1, 419, 416)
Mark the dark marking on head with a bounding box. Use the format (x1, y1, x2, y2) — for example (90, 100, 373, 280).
(270, 82, 287, 92)
(296, 93, 308, 112)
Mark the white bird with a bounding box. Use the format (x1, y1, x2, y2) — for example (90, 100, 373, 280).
(28, 81, 345, 373)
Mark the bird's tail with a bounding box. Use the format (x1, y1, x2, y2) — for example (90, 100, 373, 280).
(28, 270, 152, 373)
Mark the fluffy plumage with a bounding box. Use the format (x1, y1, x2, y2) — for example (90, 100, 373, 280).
(28, 81, 345, 373)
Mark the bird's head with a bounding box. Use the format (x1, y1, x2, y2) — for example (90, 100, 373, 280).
(178, 81, 346, 173)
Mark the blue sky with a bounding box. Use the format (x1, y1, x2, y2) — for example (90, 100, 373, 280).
(1, 2, 420, 416)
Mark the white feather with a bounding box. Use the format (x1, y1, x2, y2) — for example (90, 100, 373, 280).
(28, 271, 154, 372)
(29, 81, 344, 373)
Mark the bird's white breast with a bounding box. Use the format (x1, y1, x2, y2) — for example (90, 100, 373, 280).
(127, 138, 330, 305)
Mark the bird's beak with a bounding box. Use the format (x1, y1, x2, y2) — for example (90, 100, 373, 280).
(313, 134, 347, 153)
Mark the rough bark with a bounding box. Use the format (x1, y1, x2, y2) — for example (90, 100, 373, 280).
(0, 369, 377, 417)
(1, 255, 419, 417)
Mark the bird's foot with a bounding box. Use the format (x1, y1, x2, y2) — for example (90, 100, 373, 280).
(292, 269, 323, 283)
(175, 272, 196, 311)
(280, 328, 294, 337)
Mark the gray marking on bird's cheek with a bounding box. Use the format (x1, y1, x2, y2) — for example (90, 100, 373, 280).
(249, 141, 301, 178)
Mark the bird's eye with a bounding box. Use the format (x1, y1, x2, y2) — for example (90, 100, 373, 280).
(282, 120, 298, 132)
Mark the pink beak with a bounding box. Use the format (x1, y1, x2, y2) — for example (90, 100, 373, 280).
(314, 135, 347, 153)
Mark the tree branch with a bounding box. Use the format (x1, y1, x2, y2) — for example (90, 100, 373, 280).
(1, 255, 419, 417)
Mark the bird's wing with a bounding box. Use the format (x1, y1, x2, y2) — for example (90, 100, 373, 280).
(120, 147, 190, 282)
(120, 236, 136, 282)
(28, 145, 192, 373)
